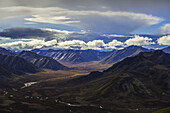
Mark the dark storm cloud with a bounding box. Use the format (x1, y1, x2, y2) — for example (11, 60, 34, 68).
(1, 0, 169, 13)
(58, 0, 170, 13)
(0, 27, 55, 39)
(0, 0, 169, 35)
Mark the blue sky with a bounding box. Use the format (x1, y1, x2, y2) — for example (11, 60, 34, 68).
(0, 0, 170, 51)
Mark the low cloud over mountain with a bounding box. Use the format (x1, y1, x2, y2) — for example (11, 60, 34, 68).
(0, 32, 160, 51)
(0, 27, 168, 50)
(0, 27, 60, 40)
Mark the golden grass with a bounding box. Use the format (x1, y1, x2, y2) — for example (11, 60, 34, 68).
(61, 61, 112, 71)
(153, 107, 170, 113)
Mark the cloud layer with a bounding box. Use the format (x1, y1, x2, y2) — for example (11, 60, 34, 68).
(1, 0, 169, 12)
(157, 35, 170, 45)
(0, 6, 164, 34)
(0, 35, 159, 51)
(0, 39, 57, 50)
(0, 0, 169, 51)
(0, 27, 54, 39)
(25, 9, 164, 34)
(0, 27, 76, 41)
(125, 35, 155, 46)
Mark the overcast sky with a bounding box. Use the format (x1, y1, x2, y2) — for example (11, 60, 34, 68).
(0, 0, 170, 51)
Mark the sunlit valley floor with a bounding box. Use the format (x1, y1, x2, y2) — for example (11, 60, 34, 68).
(0, 46, 169, 113)
(0, 62, 113, 113)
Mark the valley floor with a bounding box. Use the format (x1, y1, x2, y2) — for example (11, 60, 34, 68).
(0, 62, 169, 113)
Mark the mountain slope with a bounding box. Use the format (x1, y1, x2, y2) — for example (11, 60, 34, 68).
(0, 63, 16, 78)
(94, 50, 170, 98)
(162, 46, 170, 54)
(61, 50, 170, 109)
(0, 47, 15, 56)
(153, 107, 170, 113)
(17, 51, 67, 70)
(31, 49, 112, 64)
(0, 54, 40, 74)
(100, 46, 150, 64)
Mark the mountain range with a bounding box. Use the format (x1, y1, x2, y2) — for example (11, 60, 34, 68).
(31, 46, 153, 65)
(100, 46, 151, 64)
(0, 46, 154, 78)
(17, 51, 67, 70)
(0, 46, 170, 112)
(0, 48, 68, 77)
(0, 54, 40, 75)
(0, 47, 15, 56)
(31, 49, 112, 64)
(0, 46, 168, 76)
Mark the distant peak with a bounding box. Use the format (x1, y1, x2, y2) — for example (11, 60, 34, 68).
(0, 47, 8, 51)
(19, 51, 38, 56)
(20, 50, 32, 53)
(126, 45, 143, 49)
(32, 49, 40, 51)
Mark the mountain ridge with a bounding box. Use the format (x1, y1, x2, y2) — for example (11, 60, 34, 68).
(31, 49, 112, 64)
(100, 45, 151, 64)
(60, 50, 170, 108)
(0, 54, 40, 74)
(17, 51, 68, 70)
